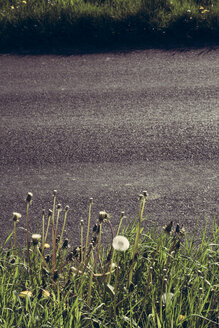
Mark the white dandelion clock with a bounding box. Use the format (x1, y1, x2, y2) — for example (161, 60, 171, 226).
(112, 235, 129, 252)
(162, 292, 174, 305)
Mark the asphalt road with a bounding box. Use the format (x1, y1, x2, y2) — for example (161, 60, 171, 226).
(0, 47, 218, 246)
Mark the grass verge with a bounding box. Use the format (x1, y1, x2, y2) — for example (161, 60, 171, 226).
(0, 190, 218, 327)
(0, 0, 218, 50)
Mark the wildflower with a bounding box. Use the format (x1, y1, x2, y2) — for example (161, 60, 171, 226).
(112, 235, 129, 252)
(44, 243, 50, 248)
(42, 290, 50, 298)
(179, 314, 186, 321)
(22, 0, 27, 3)
(57, 203, 62, 210)
(32, 234, 41, 245)
(199, 6, 204, 10)
(19, 290, 32, 298)
(163, 221, 173, 235)
(162, 292, 174, 305)
(99, 210, 109, 222)
(62, 238, 69, 249)
(201, 9, 209, 13)
(65, 205, 70, 212)
(26, 192, 33, 204)
(11, 5, 15, 9)
(12, 212, 21, 222)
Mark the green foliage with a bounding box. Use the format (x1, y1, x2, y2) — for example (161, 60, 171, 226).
(0, 191, 218, 327)
(0, 0, 218, 48)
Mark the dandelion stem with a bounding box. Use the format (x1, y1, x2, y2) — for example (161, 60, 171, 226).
(13, 221, 17, 249)
(57, 205, 69, 254)
(129, 192, 147, 286)
(26, 202, 31, 269)
(84, 198, 93, 261)
(52, 191, 57, 273)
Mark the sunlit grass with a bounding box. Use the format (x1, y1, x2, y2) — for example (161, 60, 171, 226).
(0, 0, 218, 48)
(0, 190, 218, 327)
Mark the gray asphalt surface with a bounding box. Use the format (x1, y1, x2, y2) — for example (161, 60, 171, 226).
(0, 47, 218, 245)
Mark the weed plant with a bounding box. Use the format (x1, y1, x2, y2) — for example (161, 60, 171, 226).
(0, 0, 218, 49)
(0, 190, 218, 327)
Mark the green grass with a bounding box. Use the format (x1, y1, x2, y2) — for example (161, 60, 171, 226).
(0, 190, 218, 327)
(0, 0, 218, 49)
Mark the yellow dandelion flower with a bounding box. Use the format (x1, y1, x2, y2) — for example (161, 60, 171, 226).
(199, 6, 204, 10)
(42, 290, 50, 298)
(179, 314, 186, 321)
(19, 291, 32, 298)
(44, 243, 50, 248)
(22, 0, 27, 3)
(11, 5, 15, 9)
(201, 9, 210, 13)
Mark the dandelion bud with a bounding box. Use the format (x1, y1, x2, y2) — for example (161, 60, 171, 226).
(26, 192, 33, 204)
(139, 194, 143, 200)
(163, 221, 173, 235)
(66, 251, 73, 261)
(65, 205, 70, 212)
(143, 190, 148, 197)
(99, 211, 108, 222)
(57, 204, 62, 210)
(48, 209, 52, 217)
(45, 255, 50, 263)
(175, 223, 180, 233)
(121, 211, 125, 216)
(53, 190, 57, 196)
(42, 209, 45, 215)
(80, 219, 84, 226)
(10, 258, 16, 264)
(93, 223, 98, 232)
(62, 239, 69, 249)
(90, 197, 93, 204)
(32, 234, 41, 246)
(12, 212, 21, 222)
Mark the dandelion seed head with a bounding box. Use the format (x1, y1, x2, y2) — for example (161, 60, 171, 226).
(162, 292, 174, 305)
(112, 235, 129, 252)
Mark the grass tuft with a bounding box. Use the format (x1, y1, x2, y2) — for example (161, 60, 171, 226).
(0, 190, 218, 327)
